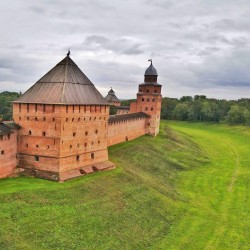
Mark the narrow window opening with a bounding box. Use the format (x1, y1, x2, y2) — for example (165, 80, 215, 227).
(35, 155, 39, 162)
(73, 132, 76, 137)
(91, 153, 94, 159)
(76, 155, 80, 161)
(1, 150, 4, 155)
(28, 130, 32, 135)
(42, 131, 46, 136)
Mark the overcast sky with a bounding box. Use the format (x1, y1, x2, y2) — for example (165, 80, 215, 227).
(0, 0, 250, 100)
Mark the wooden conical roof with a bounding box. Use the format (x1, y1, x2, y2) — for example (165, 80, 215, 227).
(105, 88, 120, 102)
(14, 55, 108, 105)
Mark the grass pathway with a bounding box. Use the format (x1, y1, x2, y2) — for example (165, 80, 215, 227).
(159, 122, 249, 250)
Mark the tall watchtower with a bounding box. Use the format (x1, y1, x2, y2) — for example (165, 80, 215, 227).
(130, 60, 162, 136)
(13, 53, 114, 181)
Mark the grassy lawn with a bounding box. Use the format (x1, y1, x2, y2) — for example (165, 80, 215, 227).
(0, 121, 249, 249)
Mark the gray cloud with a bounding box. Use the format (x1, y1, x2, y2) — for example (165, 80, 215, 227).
(0, 0, 250, 99)
(83, 35, 144, 55)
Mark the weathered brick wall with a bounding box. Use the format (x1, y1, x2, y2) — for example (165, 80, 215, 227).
(116, 109, 129, 115)
(13, 103, 62, 172)
(59, 104, 109, 173)
(107, 117, 147, 146)
(13, 103, 110, 179)
(109, 101, 121, 107)
(0, 131, 18, 178)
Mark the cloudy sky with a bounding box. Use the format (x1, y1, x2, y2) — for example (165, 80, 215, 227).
(0, 0, 250, 100)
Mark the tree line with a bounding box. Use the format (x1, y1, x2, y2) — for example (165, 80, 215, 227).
(0, 91, 21, 120)
(161, 95, 250, 125)
(1, 91, 249, 125)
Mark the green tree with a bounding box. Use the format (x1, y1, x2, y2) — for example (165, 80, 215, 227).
(180, 96, 193, 102)
(172, 103, 189, 120)
(244, 109, 250, 126)
(109, 105, 118, 115)
(226, 105, 245, 124)
(161, 97, 178, 119)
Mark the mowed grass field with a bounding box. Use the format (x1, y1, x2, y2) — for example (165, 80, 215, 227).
(0, 121, 249, 250)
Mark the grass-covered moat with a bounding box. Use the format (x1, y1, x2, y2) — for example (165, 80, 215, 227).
(0, 121, 249, 249)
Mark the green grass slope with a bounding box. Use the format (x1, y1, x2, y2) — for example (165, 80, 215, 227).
(0, 121, 249, 250)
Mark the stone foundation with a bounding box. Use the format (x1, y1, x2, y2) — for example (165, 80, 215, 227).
(18, 160, 115, 182)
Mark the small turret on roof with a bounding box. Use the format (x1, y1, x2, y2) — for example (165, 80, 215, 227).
(14, 53, 108, 105)
(145, 59, 158, 76)
(105, 88, 120, 106)
(143, 59, 160, 85)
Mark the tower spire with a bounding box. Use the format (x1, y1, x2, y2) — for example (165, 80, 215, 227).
(67, 49, 70, 57)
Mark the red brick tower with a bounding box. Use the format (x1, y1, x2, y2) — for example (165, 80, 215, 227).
(130, 60, 162, 136)
(13, 53, 114, 181)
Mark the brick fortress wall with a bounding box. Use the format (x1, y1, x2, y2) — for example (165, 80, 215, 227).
(107, 116, 147, 146)
(0, 130, 18, 178)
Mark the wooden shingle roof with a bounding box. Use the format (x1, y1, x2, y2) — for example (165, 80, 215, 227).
(14, 55, 108, 105)
(0, 122, 20, 135)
